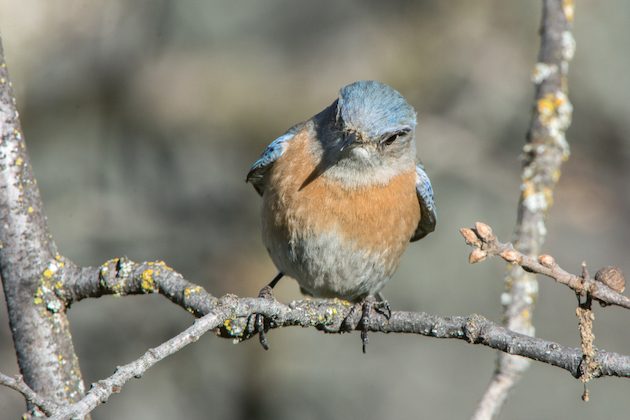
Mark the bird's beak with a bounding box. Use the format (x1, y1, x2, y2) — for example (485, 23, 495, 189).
(339, 131, 358, 152)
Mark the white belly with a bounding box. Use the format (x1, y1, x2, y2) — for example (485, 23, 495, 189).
(262, 225, 395, 301)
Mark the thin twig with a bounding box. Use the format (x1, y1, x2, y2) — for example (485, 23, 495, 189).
(0, 372, 59, 416)
(575, 267, 597, 402)
(461, 222, 629, 309)
(48, 306, 227, 420)
(473, 0, 576, 418)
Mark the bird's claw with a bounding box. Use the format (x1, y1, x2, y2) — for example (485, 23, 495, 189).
(373, 300, 392, 320)
(342, 296, 391, 353)
(359, 296, 390, 354)
(247, 285, 277, 350)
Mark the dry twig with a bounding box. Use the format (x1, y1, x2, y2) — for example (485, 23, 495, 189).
(461, 222, 628, 309)
(575, 272, 596, 402)
(473, 1, 576, 418)
(0, 373, 58, 416)
(462, 222, 630, 402)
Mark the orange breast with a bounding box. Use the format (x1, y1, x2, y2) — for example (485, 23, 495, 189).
(262, 129, 420, 258)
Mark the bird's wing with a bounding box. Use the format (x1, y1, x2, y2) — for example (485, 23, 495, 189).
(411, 163, 436, 242)
(246, 124, 302, 196)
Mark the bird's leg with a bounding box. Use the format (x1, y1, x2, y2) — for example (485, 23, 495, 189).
(250, 272, 284, 350)
(341, 294, 392, 353)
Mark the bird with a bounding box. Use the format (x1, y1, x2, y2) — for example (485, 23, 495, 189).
(246, 80, 436, 351)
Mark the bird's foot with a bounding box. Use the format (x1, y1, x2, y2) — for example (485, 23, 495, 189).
(247, 284, 277, 350)
(342, 295, 392, 353)
(244, 272, 283, 350)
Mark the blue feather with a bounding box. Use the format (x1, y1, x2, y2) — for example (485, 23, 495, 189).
(412, 163, 436, 241)
(246, 125, 301, 195)
(337, 81, 416, 141)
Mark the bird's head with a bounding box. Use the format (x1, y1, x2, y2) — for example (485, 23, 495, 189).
(314, 81, 417, 187)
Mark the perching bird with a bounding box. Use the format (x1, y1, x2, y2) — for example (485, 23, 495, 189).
(246, 80, 436, 351)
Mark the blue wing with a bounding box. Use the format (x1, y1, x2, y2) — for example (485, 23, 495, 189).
(246, 124, 301, 195)
(411, 163, 436, 241)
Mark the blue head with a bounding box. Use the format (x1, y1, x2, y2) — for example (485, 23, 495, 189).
(314, 81, 418, 187)
(337, 80, 416, 142)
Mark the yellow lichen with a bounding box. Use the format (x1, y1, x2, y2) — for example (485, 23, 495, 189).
(537, 93, 564, 118)
(156, 260, 173, 271)
(15, 157, 23, 166)
(521, 180, 536, 199)
(521, 308, 531, 321)
(333, 297, 352, 307)
(551, 169, 561, 183)
(184, 286, 202, 298)
(562, 0, 575, 22)
(223, 319, 233, 331)
(537, 92, 570, 130)
(33, 296, 43, 305)
(543, 187, 554, 207)
(141, 269, 155, 292)
(537, 97, 553, 116)
(105, 258, 119, 266)
(27, 206, 34, 214)
(43, 268, 54, 279)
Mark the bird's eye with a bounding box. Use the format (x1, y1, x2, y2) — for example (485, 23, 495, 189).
(382, 134, 399, 146)
(382, 128, 410, 146)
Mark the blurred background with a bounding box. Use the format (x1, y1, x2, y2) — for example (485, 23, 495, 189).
(1, 1, 629, 419)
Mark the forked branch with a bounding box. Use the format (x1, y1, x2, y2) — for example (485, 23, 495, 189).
(461, 222, 627, 309)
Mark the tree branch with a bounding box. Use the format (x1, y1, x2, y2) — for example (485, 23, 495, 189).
(461, 222, 629, 309)
(474, 1, 576, 418)
(35, 236, 629, 418)
(57, 257, 219, 316)
(0, 372, 59, 416)
(0, 33, 88, 416)
(47, 291, 630, 419)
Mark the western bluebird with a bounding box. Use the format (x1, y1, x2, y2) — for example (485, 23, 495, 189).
(247, 80, 436, 350)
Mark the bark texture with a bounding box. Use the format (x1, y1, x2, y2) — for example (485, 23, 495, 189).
(0, 37, 87, 416)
